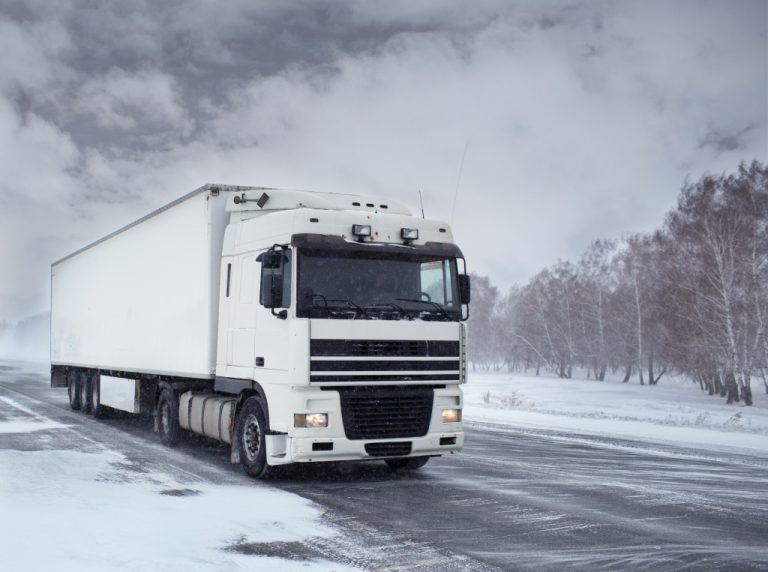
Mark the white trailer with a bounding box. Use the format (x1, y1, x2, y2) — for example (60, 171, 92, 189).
(51, 184, 470, 477)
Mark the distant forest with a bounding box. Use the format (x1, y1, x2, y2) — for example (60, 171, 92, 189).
(468, 161, 767, 406)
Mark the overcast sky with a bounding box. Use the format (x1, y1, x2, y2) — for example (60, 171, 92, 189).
(0, 0, 766, 322)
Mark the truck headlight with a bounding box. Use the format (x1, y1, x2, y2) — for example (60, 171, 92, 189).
(400, 227, 419, 240)
(294, 413, 328, 428)
(441, 409, 461, 423)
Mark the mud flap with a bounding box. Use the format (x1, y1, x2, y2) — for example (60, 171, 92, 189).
(51, 368, 68, 388)
(265, 434, 290, 465)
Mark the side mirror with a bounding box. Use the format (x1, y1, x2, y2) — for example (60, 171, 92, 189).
(458, 274, 471, 305)
(261, 272, 284, 309)
(260, 250, 283, 269)
(259, 249, 286, 312)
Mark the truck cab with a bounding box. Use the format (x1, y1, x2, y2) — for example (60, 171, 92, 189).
(214, 189, 469, 473)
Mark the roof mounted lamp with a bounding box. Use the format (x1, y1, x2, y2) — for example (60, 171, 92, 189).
(234, 192, 270, 208)
(352, 224, 371, 242)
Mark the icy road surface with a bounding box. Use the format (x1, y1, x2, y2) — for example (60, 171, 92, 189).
(1, 362, 767, 571)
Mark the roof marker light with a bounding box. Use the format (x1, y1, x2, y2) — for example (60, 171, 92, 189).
(352, 224, 371, 237)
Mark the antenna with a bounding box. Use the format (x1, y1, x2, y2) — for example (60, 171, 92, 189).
(418, 189, 425, 219)
(450, 141, 469, 226)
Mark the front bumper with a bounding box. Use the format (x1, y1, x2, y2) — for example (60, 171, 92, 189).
(265, 430, 464, 465)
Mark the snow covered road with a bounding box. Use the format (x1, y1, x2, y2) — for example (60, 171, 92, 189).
(2, 362, 767, 571)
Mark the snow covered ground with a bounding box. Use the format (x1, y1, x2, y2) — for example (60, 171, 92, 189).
(463, 371, 768, 456)
(0, 450, 352, 572)
(2, 361, 768, 570)
(0, 385, 355, 572)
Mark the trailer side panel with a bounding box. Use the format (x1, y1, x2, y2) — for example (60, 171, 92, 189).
(51, 190, 228, 378)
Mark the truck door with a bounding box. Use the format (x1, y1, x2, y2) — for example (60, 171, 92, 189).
(253, 247, 292, 383)
(230, 253, 258, 369)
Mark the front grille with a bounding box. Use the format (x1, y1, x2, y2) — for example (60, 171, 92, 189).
(338, 386, 434, 440)
(311, 339, 459, 357)
(311, 374, 459, 383)
(365, 442, 413, 457)
(311, 360, 460, 371)
(310, 339, 461, 383)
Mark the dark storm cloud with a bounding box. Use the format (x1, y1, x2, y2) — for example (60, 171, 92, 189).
(699, 125, 758, 153)
(2, 2, 613, 136)
(4, 0, 499, 148)
(0, 0, 765, 324)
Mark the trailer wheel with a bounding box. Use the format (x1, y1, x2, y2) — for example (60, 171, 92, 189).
(235, 398, 273, 479)
(385, 456, 430, 472)
(90, 373, 107, 419)
(79, 372, 92, 414)
(157, 389, 181, 447)
(67, 371, 81, 410)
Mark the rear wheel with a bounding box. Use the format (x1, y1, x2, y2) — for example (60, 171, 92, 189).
(235, 397, 273, 479)
(79, 372, 92, 414)
(385, 456, 430, 472)
(90, 373, 107, 418)
(67, 371, 81, 411)
(157, 389, 181, 447)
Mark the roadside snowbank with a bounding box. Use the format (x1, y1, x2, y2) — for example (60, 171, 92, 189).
(0, 447, 355, 572)
(463, 372, 768, 456)
(0, 392, 354, 572)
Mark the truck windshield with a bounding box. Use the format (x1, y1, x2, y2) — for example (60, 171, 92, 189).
(296, 248, 460, 321)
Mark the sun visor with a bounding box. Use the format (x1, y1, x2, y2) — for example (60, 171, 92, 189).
(291, 233, 464, 259)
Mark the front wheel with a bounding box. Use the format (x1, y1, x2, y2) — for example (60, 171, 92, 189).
(385, 456, 430, 472)
(235, 397, 273, 479)
(157, 389, 181, 447)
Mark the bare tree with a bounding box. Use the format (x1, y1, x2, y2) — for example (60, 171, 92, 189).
(576, 240, 617, 380)
(469, 161, 766, 404)
(467, 273, 500, 371)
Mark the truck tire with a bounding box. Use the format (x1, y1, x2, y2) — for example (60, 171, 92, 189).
(235, 397, 273, 479)
(90, 373, 107, 419)
(67, 371, 81, 411)
(385, 456, 430, 472)
(79, 371, 92, 414)
(157, 389, 181, 447)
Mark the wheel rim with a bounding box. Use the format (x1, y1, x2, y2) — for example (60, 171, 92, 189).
(92, 381, 99, 410)
(160, 401, 171, 436)
(68, 381, 75, 403)
(242, 414, 261, 462)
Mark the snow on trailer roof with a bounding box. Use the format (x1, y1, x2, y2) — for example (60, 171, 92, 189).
(51, 184, 412, 266)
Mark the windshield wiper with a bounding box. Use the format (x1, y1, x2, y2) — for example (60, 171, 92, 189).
(307, 293, 369, 318)
(306, 293, 329, 308)
(336, 298, 368, 317)
(305, 293, 334, 316)
(395, 298, 452, 321)
(363, 302, 409, 319)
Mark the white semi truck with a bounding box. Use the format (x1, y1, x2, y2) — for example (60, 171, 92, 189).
(50, 184, 470, 477)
